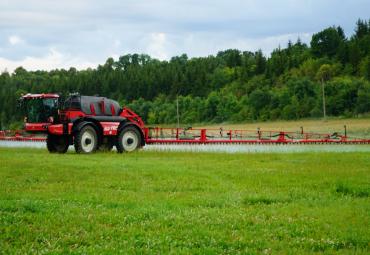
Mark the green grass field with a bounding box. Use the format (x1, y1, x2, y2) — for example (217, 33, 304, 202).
(0, 148, 369, 254)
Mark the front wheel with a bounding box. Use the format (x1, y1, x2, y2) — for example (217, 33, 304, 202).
(46, 134, 69, 153)
(117, 126, 142, 153)
(74, 125, 98, 154)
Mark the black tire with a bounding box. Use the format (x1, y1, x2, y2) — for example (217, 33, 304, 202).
(116, 126, 142, 153)
(46, 134, 69, 153)
(46, 134, 56, 153)
(74, 125, 98, 154)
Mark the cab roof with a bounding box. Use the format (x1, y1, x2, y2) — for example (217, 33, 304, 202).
(21, 93, 59, 99)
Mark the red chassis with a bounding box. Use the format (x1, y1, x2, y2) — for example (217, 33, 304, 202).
(47, 107, 144, 136)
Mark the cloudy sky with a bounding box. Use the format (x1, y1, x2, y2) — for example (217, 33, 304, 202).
(0, 0, 369, 72)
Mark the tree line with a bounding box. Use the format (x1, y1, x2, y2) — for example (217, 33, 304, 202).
(1, 19, 370, 129)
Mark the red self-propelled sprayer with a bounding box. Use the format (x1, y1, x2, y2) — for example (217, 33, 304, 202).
(16, 93, 145, 153)
(0, 93, 369, 153)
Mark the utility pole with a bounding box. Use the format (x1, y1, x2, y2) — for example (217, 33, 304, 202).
(176, 95, 180, 128)
(321, 78, 326, 121)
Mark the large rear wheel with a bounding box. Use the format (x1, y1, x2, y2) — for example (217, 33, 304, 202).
(46, 134, 69, 153)
(74, 125, 98, 154)
(117, 126, 142, 153)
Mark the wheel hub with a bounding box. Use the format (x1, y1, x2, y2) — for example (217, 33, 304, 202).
(122, 131, 139, 152)
(81, 130, 95, 153)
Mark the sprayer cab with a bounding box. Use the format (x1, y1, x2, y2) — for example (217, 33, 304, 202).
(19, 93, 60, 132)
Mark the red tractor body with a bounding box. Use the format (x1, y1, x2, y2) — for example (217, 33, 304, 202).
(20, 93, 145, 153)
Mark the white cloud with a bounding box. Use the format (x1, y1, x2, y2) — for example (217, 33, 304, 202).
(0, 48, 98, 73)
(145, 33, 169, 60)
(0, 0, 369, 71)
(166, 32, 312, 58)
(231, 32, 313, 55)
(113, 39, 121, 48)
(8, 35, 23, 45)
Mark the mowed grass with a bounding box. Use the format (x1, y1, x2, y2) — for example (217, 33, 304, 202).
(0, 148, 369, 254)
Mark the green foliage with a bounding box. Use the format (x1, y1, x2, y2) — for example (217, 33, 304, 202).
(0, 20, 370, 128)
(310, 26, 346, 58)
(359, 56, 370, 80)
(0, 148, 369, 253)
(8, 121, 23, 130)
(356, 81, 370, 114)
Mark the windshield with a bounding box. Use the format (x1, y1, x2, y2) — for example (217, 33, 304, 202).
(25, 98, 58, 123)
